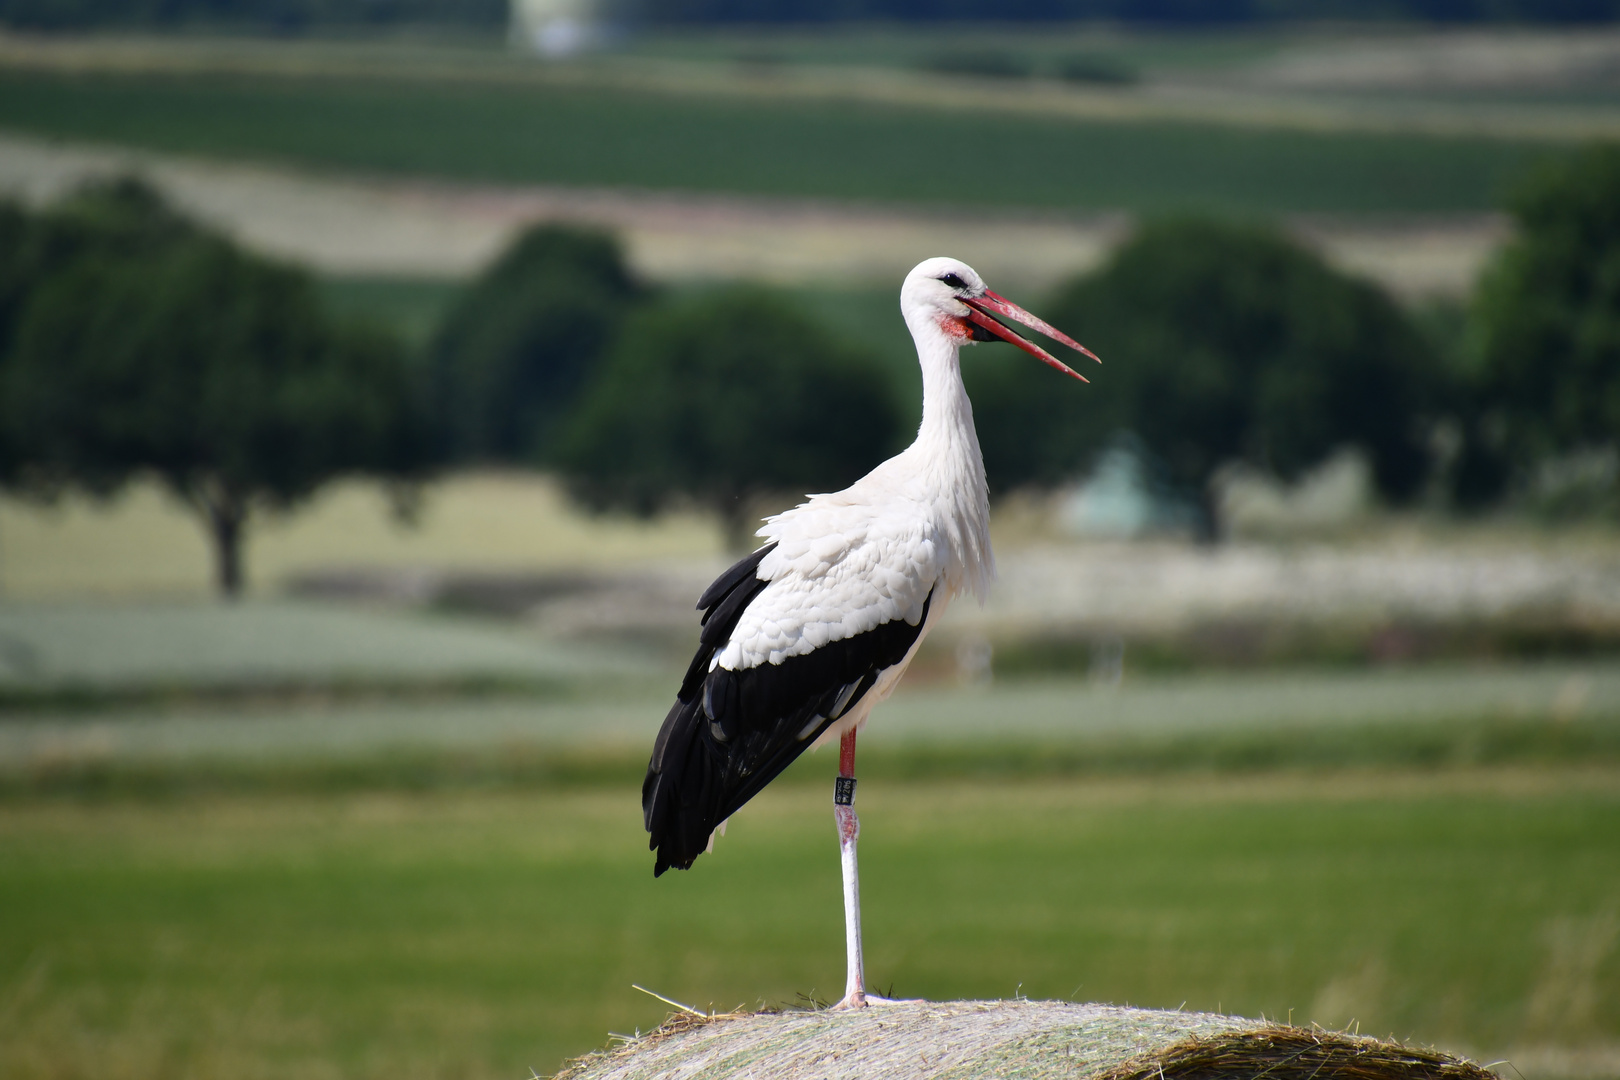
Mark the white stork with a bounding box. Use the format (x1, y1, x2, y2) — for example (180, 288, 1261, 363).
(643, 256, 1097, 1009)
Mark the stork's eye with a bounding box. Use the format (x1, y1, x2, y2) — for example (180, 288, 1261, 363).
(939, 273, 967, 289)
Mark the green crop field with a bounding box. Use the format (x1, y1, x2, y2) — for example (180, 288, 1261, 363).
(615, 25, 1296, 74)
(0, 472, 726, 601)
(0, 67, 1551, 215)
(1, 768, 1615, 1080)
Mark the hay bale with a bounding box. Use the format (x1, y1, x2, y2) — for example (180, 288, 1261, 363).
(557, 1000, 1496, 1080)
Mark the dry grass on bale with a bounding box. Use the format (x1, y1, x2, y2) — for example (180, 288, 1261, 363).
(554, 1005, 759, 1080)
(555, 1000, 1500, 1080)
(1100, 1024, 1498, 1080)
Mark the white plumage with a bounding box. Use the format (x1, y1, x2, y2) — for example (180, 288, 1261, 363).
(718, 256, 997, 683)
(642, 254, 1095, 1009)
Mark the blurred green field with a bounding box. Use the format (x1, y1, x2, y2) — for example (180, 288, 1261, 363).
(614, 24, 1295, 74)
(0, 472, 725, 600)
(0, 601, 664, 702)
(1, 769, 1615, 1080)
(0, 68, 1550, 214)
(2, 645, 1615, 763)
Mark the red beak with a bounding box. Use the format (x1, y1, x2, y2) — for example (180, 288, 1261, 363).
(962, 289, 1100, 382)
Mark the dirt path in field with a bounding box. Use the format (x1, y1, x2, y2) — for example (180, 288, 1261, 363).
(1239, 27, 1620, 94)
(0, 131, 1504, 296)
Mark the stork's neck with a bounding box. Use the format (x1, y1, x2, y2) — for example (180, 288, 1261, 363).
(914, 329, 976, 450)
(906, 313, 993, 599)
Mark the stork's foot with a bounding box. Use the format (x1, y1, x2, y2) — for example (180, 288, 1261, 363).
(831, 991, 919, 1009)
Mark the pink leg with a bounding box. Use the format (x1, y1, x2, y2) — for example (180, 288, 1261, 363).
(833, 728, 867, 1009)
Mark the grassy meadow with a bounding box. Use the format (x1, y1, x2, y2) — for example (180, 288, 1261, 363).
(0, 66, 1551, 215)
(1, 769, 1616, 1080)
(3, 481, 1619, 1080)
(0, 472, 725, 600)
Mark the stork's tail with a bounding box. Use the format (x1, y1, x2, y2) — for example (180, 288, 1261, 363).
(642, 696, 727, 876)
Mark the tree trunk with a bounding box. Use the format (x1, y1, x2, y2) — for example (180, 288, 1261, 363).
(719, 491, 761, 555)
(1197, 480, 1223, 545)
(205, 493, 247, 600)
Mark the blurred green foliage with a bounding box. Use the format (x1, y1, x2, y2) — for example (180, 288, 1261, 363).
(0, 0, 504, 31)
(967, 219, 1439, 516)
(5, 150, 1617, 566)
(0, 179, 432, 595)
(429, 224, 644, 465)
(1053, 52, 1139, 84)
(318, 276, 464, 352)
(1460, 143, 1620, 508)
(556, 286, 902, 545)
(921, 49, 1038, 79)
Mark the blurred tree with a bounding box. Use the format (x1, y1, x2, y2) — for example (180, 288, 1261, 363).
(0, 0, 506, 32)
(555, 286, 902, 548)
(965, 218, 1438, 528)
(0, 186, 183, 489)
(0, 200, 35, 490)
(1464, 143, 1620, 505)
(0, 179, 433, 597)
(429, 223, 643, 464)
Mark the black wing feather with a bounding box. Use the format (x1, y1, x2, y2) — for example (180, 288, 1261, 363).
(696, 544, 774, 612)
(643, 550, 932, 877)
(678, 544, 776, 701)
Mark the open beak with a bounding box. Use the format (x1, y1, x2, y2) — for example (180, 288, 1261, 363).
(962, 289, 1100, 383)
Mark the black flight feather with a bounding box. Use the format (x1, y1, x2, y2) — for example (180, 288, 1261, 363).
(643, 546, 933, 877)
(678, 543, 776, 701)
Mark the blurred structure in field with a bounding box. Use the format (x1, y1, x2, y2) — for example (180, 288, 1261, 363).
(1055, 433, 1204, 542)
(510, 0, 613, 56)
(1213, 449, 1376, 540)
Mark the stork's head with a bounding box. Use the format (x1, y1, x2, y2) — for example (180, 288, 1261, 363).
(901, 256, 1099, 382)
